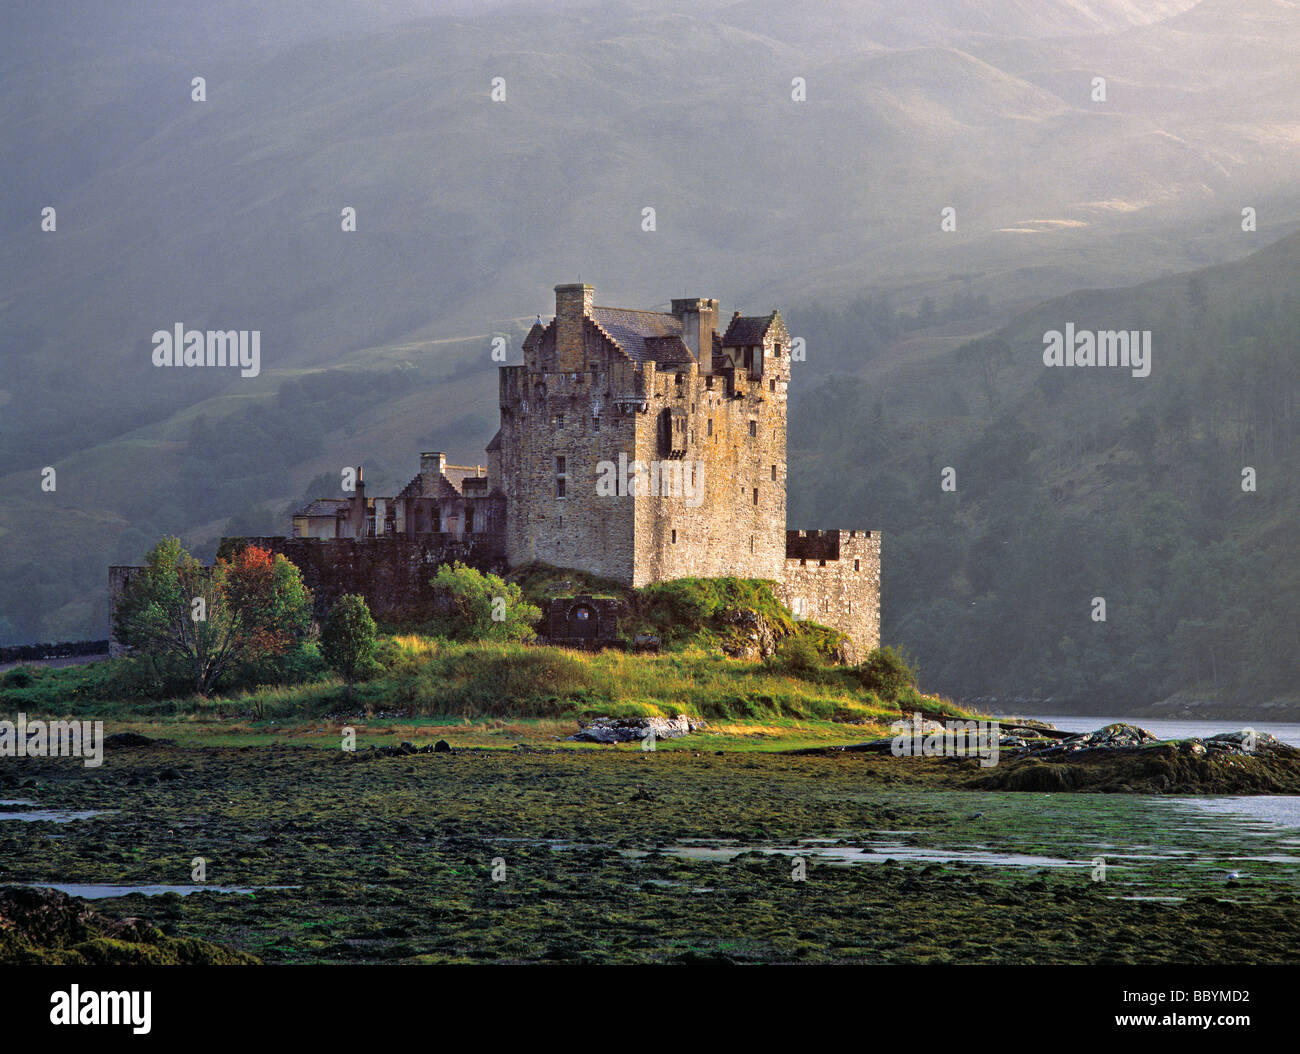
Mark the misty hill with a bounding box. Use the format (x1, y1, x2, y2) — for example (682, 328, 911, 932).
(1, 0, 1299, 709)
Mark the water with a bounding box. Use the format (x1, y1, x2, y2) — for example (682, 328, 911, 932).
(1010, 714, 1300, 747)
(1173, 796, 1300, 829)
(0, 809, 110, 823)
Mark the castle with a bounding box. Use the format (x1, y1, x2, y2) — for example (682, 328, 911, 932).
(111, 284, 880, 657)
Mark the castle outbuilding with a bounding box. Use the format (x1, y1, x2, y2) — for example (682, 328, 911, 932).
(111, 284, 880, 657)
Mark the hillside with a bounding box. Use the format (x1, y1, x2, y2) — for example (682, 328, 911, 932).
(1, 0, 1299, 712)
(787, 229, 1300, 708)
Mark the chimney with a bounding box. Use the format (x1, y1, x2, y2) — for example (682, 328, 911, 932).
(671, 297, 719, 374)
(420, 451, 446, 479)
(350, 464, 367, 536)
(554, 283, 593, 372)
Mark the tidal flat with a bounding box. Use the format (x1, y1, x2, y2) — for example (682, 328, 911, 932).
(3, 743, 1299, 964)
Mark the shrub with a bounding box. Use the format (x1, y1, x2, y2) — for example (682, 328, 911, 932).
(2, 668, 33, 689)
(769, 635, 821, 674)
(429, 563, 541, 642)
(856, 646, 917, 701)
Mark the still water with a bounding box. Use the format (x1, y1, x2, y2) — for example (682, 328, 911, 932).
(1010, 714, 1300, 748)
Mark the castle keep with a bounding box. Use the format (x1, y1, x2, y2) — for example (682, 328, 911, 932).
(111, 284, 880, 657)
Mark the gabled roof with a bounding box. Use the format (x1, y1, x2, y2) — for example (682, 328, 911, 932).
(589, 306, 685, 364)
(640, 334, 695, 366)
(722, 311, 779, 347)
(295, 498, 350, 518)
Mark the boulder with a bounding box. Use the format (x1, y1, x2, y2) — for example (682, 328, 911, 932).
(568, 715, 705, 743)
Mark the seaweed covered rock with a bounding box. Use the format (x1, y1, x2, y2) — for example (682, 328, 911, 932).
(0, 886, 259, 965)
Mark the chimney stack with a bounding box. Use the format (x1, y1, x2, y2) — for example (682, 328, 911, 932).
(420, 452, 446, 480)
(554, 283, 593, 372)
(350, 464, 367, 536)
(671, 297, 719, 374)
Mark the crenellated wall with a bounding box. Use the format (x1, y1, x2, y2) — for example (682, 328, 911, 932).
(777, 529, 881, 662)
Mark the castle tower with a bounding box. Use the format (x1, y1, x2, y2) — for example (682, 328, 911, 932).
(495, 284, 790, 586)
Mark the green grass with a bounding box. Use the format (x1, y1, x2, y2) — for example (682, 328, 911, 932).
(0, 634, 965, 747)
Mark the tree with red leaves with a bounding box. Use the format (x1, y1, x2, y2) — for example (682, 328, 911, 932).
(114, 537, 313, 696)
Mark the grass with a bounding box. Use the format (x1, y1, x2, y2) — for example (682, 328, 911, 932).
(0, 636, 963, 749)
(25, 640, 918, 725)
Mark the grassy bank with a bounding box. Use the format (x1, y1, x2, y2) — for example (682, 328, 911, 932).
(0, 635, 969, 749)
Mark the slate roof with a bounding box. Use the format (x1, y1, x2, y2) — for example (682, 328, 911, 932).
(589, 307, 685, 363)
(529, 305, 732, 368)
(722, 312, 778, 347)
(295, 499, 350, 518)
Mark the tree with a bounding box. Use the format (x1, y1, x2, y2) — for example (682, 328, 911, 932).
(321, 594, 378, 700)
(957, 336, 1012, 414)
(114, 538, 313, 695)
(429, 562, 541, 642)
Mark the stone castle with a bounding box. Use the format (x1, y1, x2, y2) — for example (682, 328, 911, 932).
(111, 284, 880, 656)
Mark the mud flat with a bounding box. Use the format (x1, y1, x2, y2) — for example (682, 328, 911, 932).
(4, 737, 1300, 964)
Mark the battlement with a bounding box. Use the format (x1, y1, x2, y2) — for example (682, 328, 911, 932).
(785, 528, 875, 563)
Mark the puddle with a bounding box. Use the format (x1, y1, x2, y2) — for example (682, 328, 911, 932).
(621, 842, 1087, 869)
(18, 883, 298, 899)
(0, 809, 111, 823)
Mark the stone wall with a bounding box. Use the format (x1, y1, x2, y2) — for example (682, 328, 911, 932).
(778, 529, 881, 662)
(633, 327, 789, 587)
(498, 357, 638, 581)
(217, 535, 506, 621)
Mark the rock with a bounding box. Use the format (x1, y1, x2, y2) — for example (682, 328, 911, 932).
(568, 715, 705, 743)
(103, 732, 166, 748)
(1030, 723, 1160, 757)
(632, 633, 661, 653)
(434, 739, 451, 752)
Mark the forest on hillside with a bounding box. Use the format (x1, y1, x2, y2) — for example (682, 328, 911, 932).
(788, 275, 1300, 707)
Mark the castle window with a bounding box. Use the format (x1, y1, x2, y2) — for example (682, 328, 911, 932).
(775, 344, 782, 357)
(556, 413, 564, 428)
(750, 536, 755, 553)
(854, 559, 860, 572)
(752, 487, 758, 506)
(770, 378, 776, 392)
(706, 376, 714, 390)
(771, 465, 777, 481)
(556, 478, 566, 498)
(555, 456, 567, 499)
(671, 529, 677, 544)
(819, 559, 826, 567)
(465, 508, 475, 533)
(707, 418, 713, 437)
(749, 420, 757, 437)
(556, 456, 566, 473)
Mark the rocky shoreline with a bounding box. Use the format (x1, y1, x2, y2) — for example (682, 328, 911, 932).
(789, 721, 1300, 794)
